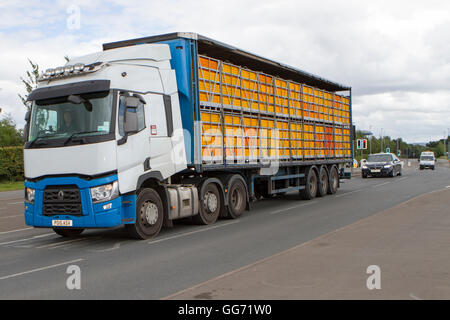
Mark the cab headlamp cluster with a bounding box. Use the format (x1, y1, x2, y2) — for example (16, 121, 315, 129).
(90, 181, 119, 204)
(25, 187, 35, 203)
(38, 62, 103, 82)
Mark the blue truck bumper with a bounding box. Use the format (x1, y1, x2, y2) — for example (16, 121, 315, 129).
(24, 174, 136, 228)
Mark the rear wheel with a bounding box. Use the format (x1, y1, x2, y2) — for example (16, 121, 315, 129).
(227, 179, 246, 219)
(317, 167, 328, 197)
(53, 228, 84, 237)
(300, 167, 317, 200)
(328, 166, 339, 194)
(126, 188, 164, 239)
(193, 183, 221, 225)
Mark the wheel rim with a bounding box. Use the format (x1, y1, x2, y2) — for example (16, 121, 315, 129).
(141, 201, 158, 226)
(332, 171, 338, 189)
(203, 191, 218, 213)
(309, 174, 317, 194)
(321, 172, 328, 192)
(231, 187, 243, 210)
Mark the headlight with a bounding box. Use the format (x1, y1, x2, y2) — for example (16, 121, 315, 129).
(384, 164, 392, 168)
(90, 181, 119, 203)
(25, 187, 35, 203)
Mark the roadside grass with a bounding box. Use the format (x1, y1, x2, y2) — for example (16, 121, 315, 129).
(0, 180, 24, 192)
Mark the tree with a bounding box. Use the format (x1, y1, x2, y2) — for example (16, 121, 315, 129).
(0, 114, 24, 146)
(18, 59, 40, 110)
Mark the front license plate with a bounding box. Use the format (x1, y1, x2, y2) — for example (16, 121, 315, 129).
(52, 220, 73, 227)
(371, 169, 381, 173)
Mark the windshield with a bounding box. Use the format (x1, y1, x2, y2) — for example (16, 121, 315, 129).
(28, 91, 114, 146)
(420, 156, 434, 161)
(367, 154, 392, 162)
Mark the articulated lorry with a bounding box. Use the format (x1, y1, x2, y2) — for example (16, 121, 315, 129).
(23, 32, 352, 239)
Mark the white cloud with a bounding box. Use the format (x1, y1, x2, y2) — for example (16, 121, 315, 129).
(0, 0, 449, 143)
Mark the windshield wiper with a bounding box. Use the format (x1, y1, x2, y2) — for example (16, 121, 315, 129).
(27, 133, 58, 148)
(63, 131, 101, 146)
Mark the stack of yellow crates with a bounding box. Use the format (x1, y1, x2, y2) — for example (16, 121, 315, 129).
(198, 55, 351, 164)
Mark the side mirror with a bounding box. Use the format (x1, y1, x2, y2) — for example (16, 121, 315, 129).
(123, 96, 141, 134)
(124, 107, 138, 133)
(23, 110, 31, 142)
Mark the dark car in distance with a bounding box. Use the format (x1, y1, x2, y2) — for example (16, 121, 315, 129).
(361, 153, 402, 178)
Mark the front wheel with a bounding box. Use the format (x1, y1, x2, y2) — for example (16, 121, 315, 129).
(126, 188, 164, 239)
(53, 228, 84, 237)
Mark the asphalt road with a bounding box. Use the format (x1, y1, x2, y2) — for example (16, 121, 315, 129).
(0, 162, 449, 299)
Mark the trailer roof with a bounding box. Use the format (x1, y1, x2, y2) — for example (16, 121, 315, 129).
(103, 32, 350, 92)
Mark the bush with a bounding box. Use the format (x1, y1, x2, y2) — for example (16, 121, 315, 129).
(0, 146, 24, 182)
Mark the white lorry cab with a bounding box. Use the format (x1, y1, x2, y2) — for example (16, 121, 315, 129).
(419, 151, 436, 170)
(23, 32, 352, 239)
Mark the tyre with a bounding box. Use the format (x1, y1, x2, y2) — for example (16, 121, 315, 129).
(398, 169, 402, 176)
(328, 166, 339, 194)
(126, 188, 164, 239)
(362, 173, 368, 179)
(432, 166, 435, 170)
(227, 179, 246, 219)
(300, 167, 317, 200)
(193, 182, 221, 225)
(53, 228, 84, 237)
(420, 166, 423, 170)
(317, 166, 328, 197)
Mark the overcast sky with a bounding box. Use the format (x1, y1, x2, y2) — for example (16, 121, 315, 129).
(1, 0, 449, 143)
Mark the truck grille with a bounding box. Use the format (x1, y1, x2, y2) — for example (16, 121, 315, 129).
(43, 185, 82, 216)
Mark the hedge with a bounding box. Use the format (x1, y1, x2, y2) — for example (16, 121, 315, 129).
(0, 146, 24, 182)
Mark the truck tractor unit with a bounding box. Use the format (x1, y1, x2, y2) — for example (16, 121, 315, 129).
(24, 32, 352, 239)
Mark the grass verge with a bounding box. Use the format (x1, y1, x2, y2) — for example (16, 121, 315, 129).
(0, 180, 24, 192)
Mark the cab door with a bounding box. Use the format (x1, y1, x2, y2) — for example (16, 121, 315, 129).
(116, 93, 150, 194)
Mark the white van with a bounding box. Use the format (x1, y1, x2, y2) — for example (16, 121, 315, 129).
(419, 151, 436, 170)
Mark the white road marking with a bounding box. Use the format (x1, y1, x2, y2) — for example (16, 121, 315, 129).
(0, 214, 23, 219)
(89, 240, 131, 253)
(396, 177, 408, 182)
(8, 201, 24, 205)
(270, 201, 318, 215)
(334, 189, 363, 198)
(409, 293, 422, 300)
(0, 258, 84, 281)
(446, 186, 450, 189)
(0, 227, 33, 235)
(148, 221, 239, 245)
(0, 233, 54, 246)
(373, 182, 391, 187)
(36, 237, 100, 249)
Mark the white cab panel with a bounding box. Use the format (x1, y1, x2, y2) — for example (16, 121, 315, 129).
(24, 140, 117, 178)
